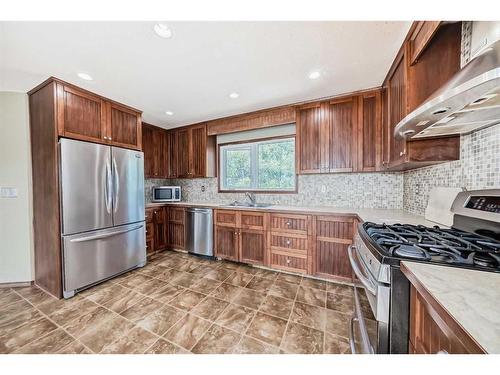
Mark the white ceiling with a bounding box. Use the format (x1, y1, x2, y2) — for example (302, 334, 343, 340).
(0, 21, 410, 129)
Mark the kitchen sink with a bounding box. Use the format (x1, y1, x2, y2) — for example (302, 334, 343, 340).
(226, 201, 273, 208)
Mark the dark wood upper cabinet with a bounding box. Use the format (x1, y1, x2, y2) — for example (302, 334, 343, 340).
(296, 103, 324, 174)
(327, 97, 358, 172)
(176, 128, 191, 178)
(172, 123, 215, 179)
(56, 83, 106, 143)
(166, 131, 178, 178)
(382, 22, 461, 171)
(296, 89, 382, 174)
(142, 125, 154, 177)
(191, 124, 207, 177)
(49, 78, 142, 150)
(108, 102, 142, 150)
(142, 123, 166, 178)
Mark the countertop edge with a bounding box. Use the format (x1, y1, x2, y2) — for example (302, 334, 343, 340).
(400, 261, 488, 354)
(145, 202, 433, 226)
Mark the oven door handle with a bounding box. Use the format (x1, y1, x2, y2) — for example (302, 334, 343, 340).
(349, 316, 358, 354)
(348, 245, 377, 295)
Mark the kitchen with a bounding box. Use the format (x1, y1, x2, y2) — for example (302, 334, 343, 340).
(1, 3, 500, 369)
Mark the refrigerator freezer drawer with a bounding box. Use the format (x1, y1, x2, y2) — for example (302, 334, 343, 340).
(63, 222, 146, 296)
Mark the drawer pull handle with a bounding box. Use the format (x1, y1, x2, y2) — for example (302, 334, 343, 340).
(286, 258, 291, 264)
(286, 221, 291, 226)
(286, 240, 291, 246)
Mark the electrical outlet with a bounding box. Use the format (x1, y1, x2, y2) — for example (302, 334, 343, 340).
(0, 187, 18, 198)
(201, 185, 206, 192)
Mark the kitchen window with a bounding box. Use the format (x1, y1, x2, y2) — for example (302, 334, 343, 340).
(219, 137, 296, 192)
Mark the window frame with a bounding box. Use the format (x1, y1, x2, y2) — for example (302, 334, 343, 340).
(217, 135, 298, 194)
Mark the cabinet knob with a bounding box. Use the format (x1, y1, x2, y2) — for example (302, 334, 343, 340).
(286, 258, 291, 264)
(286, 239, 291, 246)
(286, 221, 291, 226)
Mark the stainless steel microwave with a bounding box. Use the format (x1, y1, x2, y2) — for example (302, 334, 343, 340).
(152, 186, 181, 202)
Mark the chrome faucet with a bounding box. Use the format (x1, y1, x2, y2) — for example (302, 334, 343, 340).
(245, 192, 256, 205)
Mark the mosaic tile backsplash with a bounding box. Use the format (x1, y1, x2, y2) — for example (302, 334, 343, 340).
(146, 124, 499, 216)
(403, 123, 500, 215)
(146, 172, 404, 209)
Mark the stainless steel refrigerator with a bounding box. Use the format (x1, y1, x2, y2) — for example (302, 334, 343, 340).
(59, 138, 146, 298)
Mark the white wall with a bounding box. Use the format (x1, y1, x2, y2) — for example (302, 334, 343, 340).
(0, 92, 34, 283)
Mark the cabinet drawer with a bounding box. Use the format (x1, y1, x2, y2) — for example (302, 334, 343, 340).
(215, 210, 238, 227)
(270, 233, 308, 254)
(240, 211, 266, 230)
(270, 213, 309, 234)
(168, 207, 185, 223)
(270, 251, 308, 274)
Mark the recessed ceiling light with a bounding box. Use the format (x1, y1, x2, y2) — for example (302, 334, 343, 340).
(165, 111, 174, 116)
(229, 92, 239, 99)
(154, 23, 172, 39)
(77, 72, 93, 81)
(308, 71, 321, 80)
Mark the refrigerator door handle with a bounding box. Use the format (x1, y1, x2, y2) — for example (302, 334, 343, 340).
(112, 156, 120, 214)
(69, 224, 144, 243)
(105, 160, 113, 214)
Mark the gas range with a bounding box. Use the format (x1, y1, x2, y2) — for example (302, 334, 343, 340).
(349, 189, 500, 354)
(361, 222, 500, 272)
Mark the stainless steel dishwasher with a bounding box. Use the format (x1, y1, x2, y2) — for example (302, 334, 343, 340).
(185, 207, 214, 256)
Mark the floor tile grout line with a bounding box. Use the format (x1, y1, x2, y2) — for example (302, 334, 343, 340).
(10, 288, 96, 354)
(277, 278, 300, 353)
(82, 288, 187, 354)
(7, 252, 354, 354)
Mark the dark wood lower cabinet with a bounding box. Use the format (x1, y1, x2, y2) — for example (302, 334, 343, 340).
(402, 263, 486, 354)
(313, 215, 354, 281)
(239, 229, 266, 265)
(215, 225, 239, 262)
(153, 207, 167, 251)
(166, 206, 185, 250)
(167, 222, 185, 249)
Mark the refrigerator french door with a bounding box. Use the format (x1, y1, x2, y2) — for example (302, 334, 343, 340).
(59, 138, 146, 298)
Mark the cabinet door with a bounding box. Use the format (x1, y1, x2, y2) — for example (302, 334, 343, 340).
(151, 127, 163, 178)
(190, 124, 207, 178)
(153, 208, 167, 251)
(387, 50, 408, 167)
(142, 125, 154, 178)
(409, 286, 473, 354)
(296, 104, 324, 174)
(215, 225, 239, 261)
(166, 131, 178, 178)
(177, 128, 191, 178)
(357, 91, 382, 172)
(56, 83, 106, 143)
(313, 216, 353, 280)
(239, 229, 266, 266)
(327, 97, 357, 172)
(107, 102, 141, 150)
(167, 222, 185, 249)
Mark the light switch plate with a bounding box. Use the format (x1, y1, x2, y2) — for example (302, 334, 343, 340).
(0, 187, 18, 198)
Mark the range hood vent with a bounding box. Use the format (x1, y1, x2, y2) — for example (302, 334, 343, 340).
(395, 39, 500, 140)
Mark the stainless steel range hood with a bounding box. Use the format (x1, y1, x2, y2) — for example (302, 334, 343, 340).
(395, 39, 500, 140)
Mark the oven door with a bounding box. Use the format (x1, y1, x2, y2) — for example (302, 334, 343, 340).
(348, 244, 390, 354)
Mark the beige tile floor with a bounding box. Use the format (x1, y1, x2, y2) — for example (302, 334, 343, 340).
(0, 250, 375, 354)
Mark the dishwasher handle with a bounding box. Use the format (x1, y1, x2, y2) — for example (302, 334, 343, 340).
(186, 208, 213, 214)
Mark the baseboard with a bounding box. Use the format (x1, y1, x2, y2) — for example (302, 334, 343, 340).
(0, 280, 34, 288)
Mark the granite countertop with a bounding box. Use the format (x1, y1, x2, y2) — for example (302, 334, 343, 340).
(146, 201, 437, 226)
(401, 261, 500, 354)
